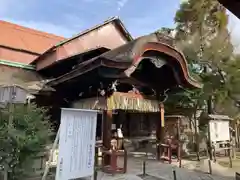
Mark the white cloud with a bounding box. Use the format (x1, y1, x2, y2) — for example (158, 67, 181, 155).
(117, 0, 128, 11)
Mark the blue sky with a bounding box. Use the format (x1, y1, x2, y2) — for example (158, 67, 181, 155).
(0, 0, 180, 38)
(0, 0, 240, 50)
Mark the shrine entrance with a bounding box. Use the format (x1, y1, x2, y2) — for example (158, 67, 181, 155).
(37, 32, 201, 174)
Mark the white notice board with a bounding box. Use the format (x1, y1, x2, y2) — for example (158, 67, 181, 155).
(209, 120, 230, 142)
(56, 108, 97, 180)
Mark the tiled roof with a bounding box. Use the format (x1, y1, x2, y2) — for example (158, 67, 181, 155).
(0, 20, 65, 63)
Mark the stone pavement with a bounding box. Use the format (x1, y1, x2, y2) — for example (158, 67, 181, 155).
(217, 156, 240, 174)
(172, 159, 237, 177)
(95, 157, 235, 180)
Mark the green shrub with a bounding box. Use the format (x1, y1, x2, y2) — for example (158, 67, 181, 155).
(0, 103, 53, 180)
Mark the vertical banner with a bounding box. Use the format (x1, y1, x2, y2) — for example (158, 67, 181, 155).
(56, 108, 97, 180)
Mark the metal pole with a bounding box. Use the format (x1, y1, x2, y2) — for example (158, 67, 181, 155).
(3, 168, 8, 180)
(41, 127, 60, 180)
(142, 161, 146, 176)
(173, 169, 177, 180)
(208, 159, 212, 174)
(93, 146, 98, 180)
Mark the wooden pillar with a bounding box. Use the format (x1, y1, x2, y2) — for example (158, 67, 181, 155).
(102, 110, 113, 165)
(160, 103, 165, 140)
(207, 121, 213, 160)
(236, 124, 239, 148)
(235, 122, 239, 149)
(194, 113, 200, 161)
(157, 103, 165, 160)
(177, 118, 182, 167)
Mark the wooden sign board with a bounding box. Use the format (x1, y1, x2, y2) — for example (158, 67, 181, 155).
(209, 120, 230, 142)
(56, 108, 98, 180)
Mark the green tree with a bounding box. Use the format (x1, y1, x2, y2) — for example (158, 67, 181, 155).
(175, 0, 228, 41)
(0, 103, 53, 180)
(173, 0, 238, 116)
(214, 55, 240, 117)
(156, 27, 174, 36)
(165, 0, 240, 159)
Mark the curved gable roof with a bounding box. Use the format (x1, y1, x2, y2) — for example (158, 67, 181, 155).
(48, 33, 201, 90)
